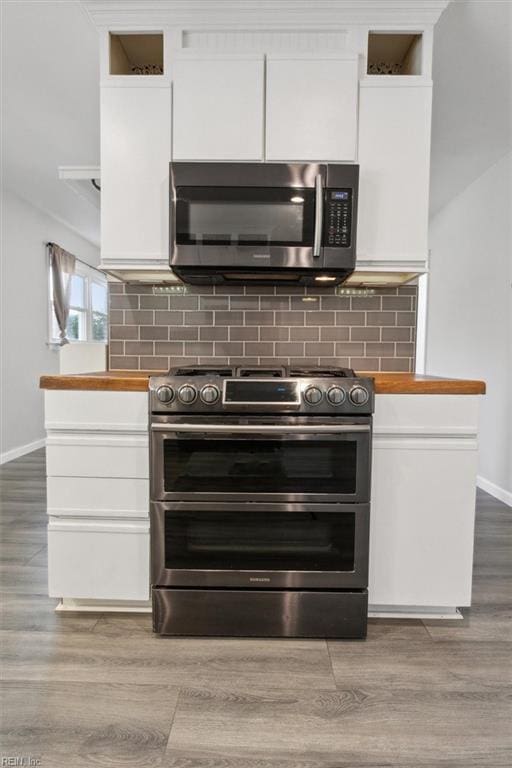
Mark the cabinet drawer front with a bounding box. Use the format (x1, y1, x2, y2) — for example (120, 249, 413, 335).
(374, 394, 479, 436)
(45, 391, 148, 432)
(46, 437, 148, 479)
(47, 477, 149, 517)
(48, 519, 149, 601)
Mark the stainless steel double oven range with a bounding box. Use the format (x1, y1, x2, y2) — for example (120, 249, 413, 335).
(150, 365, 374, 639)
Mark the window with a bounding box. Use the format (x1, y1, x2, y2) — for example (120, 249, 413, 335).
(91, 280, 108, 341)
(49, 262, 108, 344)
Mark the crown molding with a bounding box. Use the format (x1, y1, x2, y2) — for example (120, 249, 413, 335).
(81, 1, 450, 29)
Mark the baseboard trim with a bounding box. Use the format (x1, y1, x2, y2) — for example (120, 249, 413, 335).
(477, 475, 512, 507)
(55, 599, 463, 620)
(368, 606, 463, 620)
(0, 438, 45, 465)
(56, 598, 151, 613)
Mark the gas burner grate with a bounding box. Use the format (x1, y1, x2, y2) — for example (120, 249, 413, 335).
(168, 364, 357, 379)
(170, 366, 234, 377)
(290, 367, 356, 379)
(236, 367, 287, 378)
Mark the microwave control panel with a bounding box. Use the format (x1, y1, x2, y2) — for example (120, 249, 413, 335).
(325, 189, 352, 248)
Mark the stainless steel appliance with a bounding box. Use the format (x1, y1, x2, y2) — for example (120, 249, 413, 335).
(170, 162, 359, 286)
(149, 365, 374, 638)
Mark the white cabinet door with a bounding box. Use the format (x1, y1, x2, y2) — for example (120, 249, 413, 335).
(265, 54, 358, 162)
(101, 85, 171, 266)
(357, 84, 432, 267)
(369, 395, 479, 610)
(172, 54, 264, 161)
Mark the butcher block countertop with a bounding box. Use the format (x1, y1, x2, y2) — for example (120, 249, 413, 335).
(40, 371, 486, 395)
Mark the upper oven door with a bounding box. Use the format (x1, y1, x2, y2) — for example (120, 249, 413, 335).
(170, 162, 326, 269)
(150, 418, 371, 504)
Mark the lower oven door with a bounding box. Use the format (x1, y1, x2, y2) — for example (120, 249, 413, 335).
(150, 501, 369, 590)
(150, 419, 371, 504)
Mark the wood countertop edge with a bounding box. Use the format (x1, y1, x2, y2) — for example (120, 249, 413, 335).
(40, 374, 151, 392)
(39, 372, 486, 395)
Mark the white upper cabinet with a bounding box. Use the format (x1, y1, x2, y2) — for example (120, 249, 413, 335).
(101, 84, 171, 267)
(97, 17, 437, 280)
(172, 53, 264, 161)
(356, 83, 432, 268)
(265, 54, 358, 162)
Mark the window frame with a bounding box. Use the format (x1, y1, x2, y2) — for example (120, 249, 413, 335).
(48, 260, 108, 345)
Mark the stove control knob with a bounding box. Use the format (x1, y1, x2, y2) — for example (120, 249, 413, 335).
(327, 386, 346, 406)
(349, 385, 369, 406)
(304, 386, 323, 405)
(178, 384, 197, 405)
(156, 385, 175, 404)
(200, 384, 220, 405)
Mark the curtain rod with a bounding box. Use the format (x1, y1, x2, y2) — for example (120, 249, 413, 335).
(46, 242, 105, 276)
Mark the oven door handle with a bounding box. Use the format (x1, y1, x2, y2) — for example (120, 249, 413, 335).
(151, 423, 370, 434)
(313, 173, 323, 258)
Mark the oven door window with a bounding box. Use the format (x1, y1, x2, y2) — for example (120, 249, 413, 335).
(163, 437, 358, 494)
(164, 509, 355, 572)
(175, 187, 315, 247)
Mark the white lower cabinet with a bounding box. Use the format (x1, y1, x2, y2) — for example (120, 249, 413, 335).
(44, 390, 150, 603)
(369, 395, 479, 611)
(44, 390, 480, 613)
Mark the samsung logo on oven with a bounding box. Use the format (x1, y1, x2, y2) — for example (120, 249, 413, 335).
(250, 577, 271, 582)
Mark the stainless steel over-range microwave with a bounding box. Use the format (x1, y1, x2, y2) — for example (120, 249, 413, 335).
(169, 162, 359, 286)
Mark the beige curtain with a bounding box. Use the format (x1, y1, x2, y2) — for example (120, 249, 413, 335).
(49, 243, 76, 345)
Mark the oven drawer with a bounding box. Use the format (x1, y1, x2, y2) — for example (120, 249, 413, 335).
(150, 501, 369, 590)
(153, 587, 368, 638)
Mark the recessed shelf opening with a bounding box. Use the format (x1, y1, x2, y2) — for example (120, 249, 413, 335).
(109, 33, 164, 75)
(367, 32, 422, 75)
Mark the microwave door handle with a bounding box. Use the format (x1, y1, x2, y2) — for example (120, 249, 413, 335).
(313, 173, 323, 258)
(170, 170, 177, 261)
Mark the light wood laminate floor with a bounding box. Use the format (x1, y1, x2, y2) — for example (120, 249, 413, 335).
(0, 449, 510, 767)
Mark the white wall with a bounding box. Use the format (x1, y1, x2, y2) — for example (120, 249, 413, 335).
(1, 1, 100, 244)
(430, 0, 512, 216)
(0, 189, 100, 462)
(426, 152, 512, 503)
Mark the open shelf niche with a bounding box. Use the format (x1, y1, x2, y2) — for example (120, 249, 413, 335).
(367, 32, 422, 76)
(109, 33, 164, 75)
